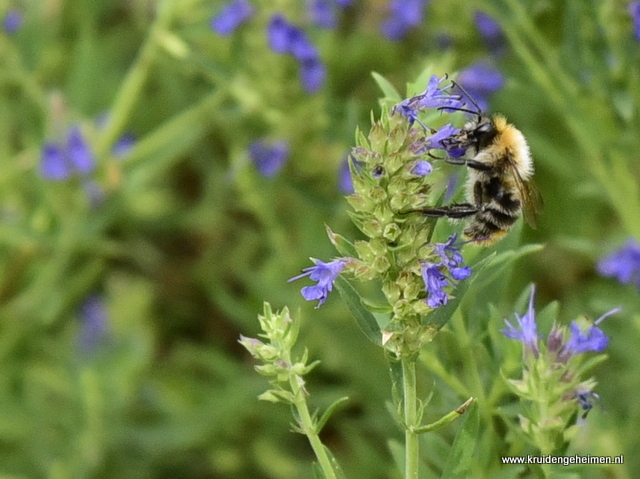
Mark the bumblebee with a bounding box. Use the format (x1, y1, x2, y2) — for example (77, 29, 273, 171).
(422, 104, 543, 245)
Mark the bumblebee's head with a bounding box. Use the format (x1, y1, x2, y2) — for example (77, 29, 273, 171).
(469, 117, 498, 150)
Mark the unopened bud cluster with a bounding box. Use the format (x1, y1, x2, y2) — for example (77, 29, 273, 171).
(239, 303, 319, 403)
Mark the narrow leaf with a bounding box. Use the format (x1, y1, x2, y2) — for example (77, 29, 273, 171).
(441, 401, 479, 479)
(371, 72, 402, 102)
(335, 276, 382, 345)
(317, 397, 349, 434)
(325, 225, 358, 257)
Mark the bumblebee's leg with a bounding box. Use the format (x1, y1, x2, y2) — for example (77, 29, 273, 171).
(421, 203, 478, 219)
(443, 157, 493, 172)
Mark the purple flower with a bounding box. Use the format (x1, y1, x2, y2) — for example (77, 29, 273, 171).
(78, 294, 109, 354)
(289, 259, 346, 308)
(3, 9, 22, 34)
(422, 262, 449, 308)
(564, 308, 619, 355)
(629, 1, 640, 41)
(421, 235, 471, 309)
(248, 140, 289, 177)
(40, 126, 95, 181)
(597, 239, 640, 288)
(210, 0, 254, 36)
(394, 75, 464, 126)
(381, 0, 428, 41)
(457, 62, 505, 112)
(411, 160, 432, 177)
(433, 234, 471, 280)
(474, 11, 505, 55)
(502, 285, 539, 355)
(424, 123, 461, 150)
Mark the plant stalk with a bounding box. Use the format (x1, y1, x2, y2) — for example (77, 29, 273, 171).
(403, 356, 419, 479)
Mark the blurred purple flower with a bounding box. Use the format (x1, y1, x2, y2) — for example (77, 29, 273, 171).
(629, 1, 640, 41)
(309, 0, 337, 29)
(3, 8, 22, 34)
(210, 0, 254, 36)
(267, 14, 326, 93)
(381, 0, 429, 41)
(597, 239, 640, 288)
(78, 294, 109, 355)
(267, 14, 292, 53)
(474, 11, 505, 55)
(40, 126, 95, 181)
(248, 140, 289, 177)
(112, 132, 136, 158)
(289, 258, 346, 308)
(457, 62, 505, 111)
(299, 58, 326, 93)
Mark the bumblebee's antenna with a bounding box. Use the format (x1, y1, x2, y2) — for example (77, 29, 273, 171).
(436, 105, 481, 116)
(449, 80, 483, 118)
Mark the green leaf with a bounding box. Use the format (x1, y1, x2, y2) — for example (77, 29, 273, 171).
(441, 401, 479, 479)
(371, 72, 402, 102)
(335, 276, 382, 345)
(423, 253, 496, 329)
(316, 396, 349, 434)
(325, 225, 358, 257)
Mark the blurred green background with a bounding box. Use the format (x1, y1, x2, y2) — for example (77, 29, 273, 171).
(1, 0, 639, 477)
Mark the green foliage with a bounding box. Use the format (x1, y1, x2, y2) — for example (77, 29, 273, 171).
(0, 0, 639, 478)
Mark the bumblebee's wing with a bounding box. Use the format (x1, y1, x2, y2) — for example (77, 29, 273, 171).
(507, 158, 543, 229)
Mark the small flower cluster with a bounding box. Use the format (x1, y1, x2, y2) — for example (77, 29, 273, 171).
(211, 2, 326, 93)
(239, 304, 318, 403)
(503, 286, 619, 453)
(597, 238, 640, 289)
(290, 74, 473, 352)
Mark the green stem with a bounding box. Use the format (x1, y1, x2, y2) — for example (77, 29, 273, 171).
(402, 356, 419, 479)
(95, 0, 175, 159)
(290, 377, 337, 479)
